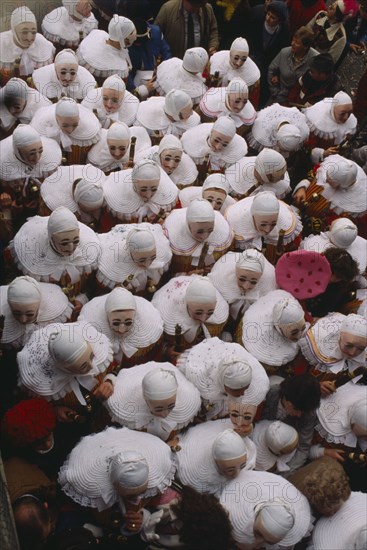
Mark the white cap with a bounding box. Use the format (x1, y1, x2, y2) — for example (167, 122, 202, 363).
(164, 90, 192, 122)
(3, 78, 28, 102)
(132, 159, 160, 181)
(13, 124, 41, 148)
(7, 276, 41, 305)
(275, 124, 302, 152)
(74, 176, 104, 209)
(185, 277, 217, 304)
(182, 47, 208, 73)
(142, 369, 178, 400)
(250, 192, 280, 216)
(11, 7, 36, 32)
(110, 451, 149, 490)
(55, 97, 79, 118)
(236, 249, 264, 273)
(272, 298, 304, 326)
(107, 121, 131, 141)
(326, 158, 357, 189)
(203, 173, 229, 195)
(48, 326, 88, 366)
(105, 288, 136, 314)
(212, 429, 247, 460)
(226, 78, 248, 97)
(255, 148, 286, 183)
(158, 134, 182, 154)
(222, 359, 252, 389)
(127, 228, 155, 253)
(54, 48, 78, 66)
(212, 116, 236, 139)
(350, 399, 367, 430)
(264, 421, 298, 455)
(331, 91, 353, 117)
(47, 206, 79, 237)
(230, 37, 249, 54)
(255, 502, 295, 541)
(102, 74, 126, 94)
(341, 314, 367, 339)
(329, 218, 358, 248)
(108, 15, 136, 48)
(62, 0, 83, 19)
(186, 198, 215, 223)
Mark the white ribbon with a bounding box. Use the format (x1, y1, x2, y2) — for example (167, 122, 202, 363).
(46, 126, 74, 151)
(190, 242, 215, 267)
(68, 372, 98, 405)
(19, 51, 35, 76)
(49, 262, 81, 284)
(136, 202, 161, 223)
(147, 415, 177, 441)
(111, 337, 138, 360)
(131, 260, 165, 290)
(100, 110, 119, 129)
(276, 448, 297, 473)
(184, 321, 211, 343)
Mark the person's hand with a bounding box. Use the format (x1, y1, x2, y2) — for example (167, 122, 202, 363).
(208, 47, 217, 56)
(187, 268, 205, 276)
(271, 76, 280, 86)
(123, 511, 144, 533)
(350, 42, 365, 54)
(0, 193, 12, 207)
(165, 346, 181, 363)
(55, 405, 78, 423)
(146, 76, 157, 94)
(324, 447, 345, 463)
(323, 146, 340, 158)
(143, 510, 164, 542)
(320, 380, 336, 397)
(292, 188, 307, 205)
(72, 300, 83, 320)
(92, 380, 114, 400)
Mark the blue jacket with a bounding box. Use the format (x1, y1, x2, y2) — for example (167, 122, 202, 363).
(127, 23, 171, 91)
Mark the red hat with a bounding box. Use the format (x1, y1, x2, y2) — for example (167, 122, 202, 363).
(275, 250, 331, 299)
(1, 398, 56, 447)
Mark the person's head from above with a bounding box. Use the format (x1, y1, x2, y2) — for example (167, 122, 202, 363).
(158, 135, 183, 175)
(250, 192, 280, 235)
(2, 78, 28, 117)
(275, 123, 302, 152)
(291, 26, 315, 56)
(227, 400, 257, 436)
(48, 326, 95, 375)
(13, 124, 43, 166)
(331, 91, 354, 124)
(272, 297, 306, 342)
(300, 459, 351, 516)
(349, 399, 367, 438)
(54, 49, 79, 87)
(107, 121, 131, 160)
(329, 218, 358, 248)
(208, 116, 236, 152)
(47, 206, 80, 256)
(55, 97, 80, 135)
(131, 17, 151, 46)
(62, 0, 92, 20)
(279, 374, 321, 417)
(186, 198, 215, 242)
(212, 429, 248, 479)
(327, 0, 356, 23)
(339, 314, 367, 359)
(265, 421, 299, 456)
(225, 78, 248, 114)
(309, 53, 334, 82)
(142, 368, 178, 418)
(7, 276, 41, 325)
(220, 357, 252, 398)
(13, 495, 53, 549)
(73, 174, 104, 213)
(253, 501, 295, 547)
(108, 14, 137, 48)
(182, 0, 207, 15)
(254, 148, 287, 184)
(229, 37, 249, 69)
(1, 397, 56, 453)
(102, 74, 126, 113)
(164, 89, 194, 122)
(185, 277, 217, 323)
(110, 451, 149, 500)
(182, 47, 209, 75)
(325, 157, 357, 189)
(118, 0, 153, 23)
(126, 228, 156, 268)
(132, 159, 161, 201)
(202, 173, 229, 210)
(323, 247, 359, 283)
(105, 287, 137, 336)
(236, 249, 264, 294)
(265, 1, 288, 28)
(359, 0, 367, 19)
(11, 6, 37, 48)
(174, 486, 234, 549)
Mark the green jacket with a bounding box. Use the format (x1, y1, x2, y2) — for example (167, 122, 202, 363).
(155, 0, 219, 59)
